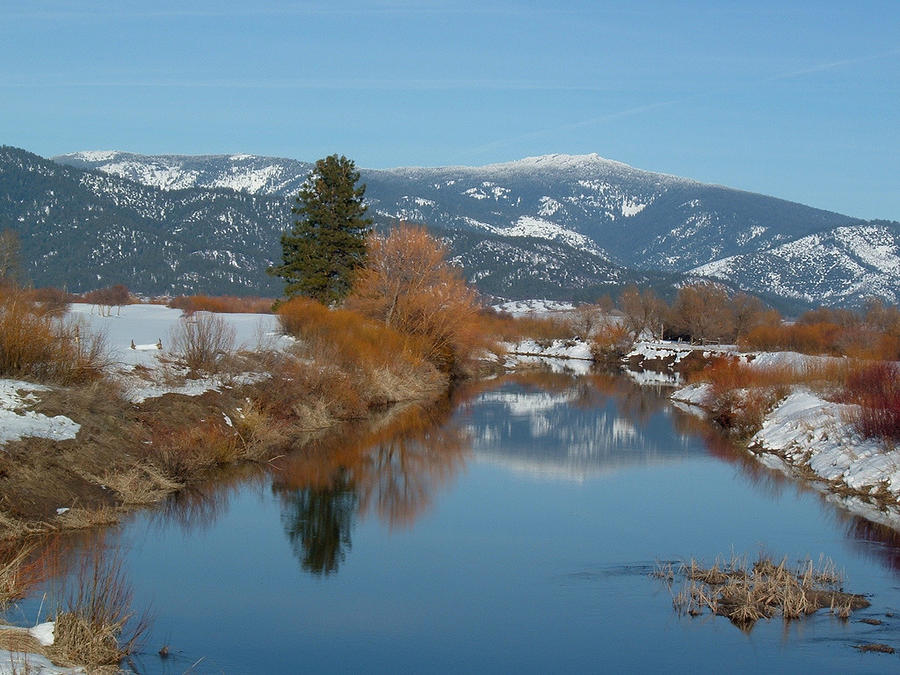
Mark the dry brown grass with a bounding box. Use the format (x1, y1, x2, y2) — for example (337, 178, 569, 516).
(151, 418, 242, 481)
(48, 548, 146, 668)
(855, 643, 895, 654)
(0, 542, 43, 610)
(98, 465, 183, 505)
(0, 629, 45, 656)
(664, 553, 866, 631)
(56, 507, 121, 530)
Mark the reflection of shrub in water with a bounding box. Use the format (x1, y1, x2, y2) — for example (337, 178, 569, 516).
(274, 401, 470, 574)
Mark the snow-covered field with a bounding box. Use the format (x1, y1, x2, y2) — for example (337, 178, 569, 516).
(68, 303, 279, 367)
(0, 303, 285, 448)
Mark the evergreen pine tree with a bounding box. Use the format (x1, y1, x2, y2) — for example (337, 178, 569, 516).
(269, 155, 372, 304)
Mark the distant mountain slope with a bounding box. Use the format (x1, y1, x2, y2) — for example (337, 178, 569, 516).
(57, 149, 867, 270)
(691, 222, 900, 305)
(1, 146, 285, 295)
(58, 150, 315, 196)
(5, 146, 894, 306)
(2, 146, 655, 299)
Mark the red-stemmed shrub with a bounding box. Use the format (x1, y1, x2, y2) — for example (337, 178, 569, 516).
(843, 362, 900, 441)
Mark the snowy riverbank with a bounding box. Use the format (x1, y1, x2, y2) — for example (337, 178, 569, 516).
(666, 356, 900, 529)
(498, 338, 593, 375)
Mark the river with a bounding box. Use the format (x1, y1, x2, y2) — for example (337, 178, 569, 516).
(11, 371, 900, 672)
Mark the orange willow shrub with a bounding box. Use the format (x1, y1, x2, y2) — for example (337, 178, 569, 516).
(740, 320, 899, 359)
(345, 224, 485, 375)
(479, 309, 575, 343)
(23, 286, 73, 316)
(0, 288, 108, 384)
(278, 296, 425, 369)
(169, 294, 274, 315)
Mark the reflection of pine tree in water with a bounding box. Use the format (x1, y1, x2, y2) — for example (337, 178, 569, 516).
(273, 400, 471, 575)
(277, 470, 358, 576)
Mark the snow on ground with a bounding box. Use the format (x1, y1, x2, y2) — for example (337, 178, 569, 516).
(63, 303, 286, 402)
(626, 340, 741, 365)
(502, 339, 592, 361)
(499, 339, 593, 375)
(750, 389, 900, 493)
(0, 651, 83, 674)
(0, 380, 80, 446)
(121, 372, 269, 404)
(670, 382, 713, 407)
(68, 303, 280, 368)
(0, 622, 84, 674)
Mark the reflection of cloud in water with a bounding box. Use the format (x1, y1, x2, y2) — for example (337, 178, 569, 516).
(467, 384, 697, 482)
(476, 389, 580, 416)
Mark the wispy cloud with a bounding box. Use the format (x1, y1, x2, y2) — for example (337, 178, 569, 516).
(0, 2, 614, 21)
(463, 48, 900, 158)
(0, 76, 615, 92)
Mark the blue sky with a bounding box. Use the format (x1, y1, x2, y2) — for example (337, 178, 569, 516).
(2, 0, 898, 219)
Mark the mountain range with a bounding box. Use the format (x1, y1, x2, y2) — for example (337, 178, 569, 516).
(1, 145, 896, 308)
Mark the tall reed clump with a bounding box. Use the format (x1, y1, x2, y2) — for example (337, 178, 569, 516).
(0, 289, 109, 384)
(843, 362, 900, 442)
(589, 320, 633, 364)
(49, 547, 147, 668)
(661, 553, 867, 631)
(0, 542, 44, 610)
(169, 311, 236, 373)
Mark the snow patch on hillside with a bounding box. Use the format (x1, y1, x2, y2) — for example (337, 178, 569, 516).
(499, 216, 605, 257)
(70, 150, 119, 162)
(210, 164, 285, 193)
(621, 198, 646, 217)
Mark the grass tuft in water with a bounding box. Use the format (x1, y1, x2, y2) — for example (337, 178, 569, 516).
(658, 553, 868, 631)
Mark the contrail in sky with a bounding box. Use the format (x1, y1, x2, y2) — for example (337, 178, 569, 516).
(464, 48, 900, 159)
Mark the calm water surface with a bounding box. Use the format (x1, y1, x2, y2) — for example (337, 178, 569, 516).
(16, 371, 900, 672)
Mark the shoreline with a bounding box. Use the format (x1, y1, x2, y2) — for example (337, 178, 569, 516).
(624, 338, 900, 531)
